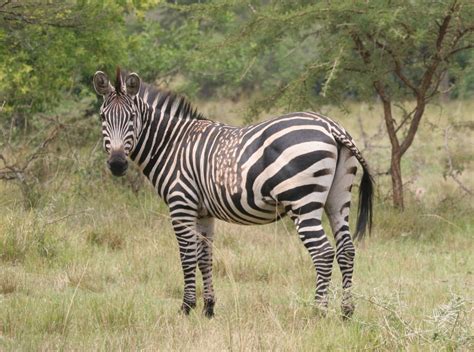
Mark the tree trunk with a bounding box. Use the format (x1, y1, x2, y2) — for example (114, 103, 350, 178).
(390, 149, 404, 209)
(375, 83, 405, 209)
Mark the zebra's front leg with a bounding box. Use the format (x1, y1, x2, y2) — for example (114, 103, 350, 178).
(197, 217, 215, 318)
(171, 210, 199, 315)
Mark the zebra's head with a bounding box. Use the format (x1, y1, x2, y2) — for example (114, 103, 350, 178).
(93, 69, 141, 177)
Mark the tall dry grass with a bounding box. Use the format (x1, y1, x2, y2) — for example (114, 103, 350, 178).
(0, 100, 472, 350)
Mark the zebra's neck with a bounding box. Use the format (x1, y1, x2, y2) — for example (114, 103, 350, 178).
(129, 94, 205, 199)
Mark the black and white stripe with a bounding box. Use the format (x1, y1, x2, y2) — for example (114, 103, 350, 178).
(93, 69, 373, 318)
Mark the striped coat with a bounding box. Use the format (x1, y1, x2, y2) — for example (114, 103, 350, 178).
(93, 69, 373, 318)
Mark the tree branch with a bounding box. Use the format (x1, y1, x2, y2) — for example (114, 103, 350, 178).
(394, 104, 416, 134)
(0, 0, 11, 9)
(0, 123, 63, 182)
(351, 33, 371, 65)
(369, 35, 420, 97)
(443, 126, 472, 195)
(374, 81, 400, 151)
(446, 25, 474, 57)
(352, 32, 401, 152)
(0, 2, 94, 29)
(425, 70, 446, 101)
(399, 1, 459, 156)
(436, 1, 457, 52)
(446, 44, 474, 58)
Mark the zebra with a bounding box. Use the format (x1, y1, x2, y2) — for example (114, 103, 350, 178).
(93, 68, 373, 318)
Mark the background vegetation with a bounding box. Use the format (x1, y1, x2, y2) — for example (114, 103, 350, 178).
(1, 0, 473, 350)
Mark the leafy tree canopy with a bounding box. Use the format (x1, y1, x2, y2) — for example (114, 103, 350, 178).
(171, 0, 473, 114)
(0, 0, 162, 118)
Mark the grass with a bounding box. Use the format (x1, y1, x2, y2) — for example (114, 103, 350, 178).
(0, 100, 473, 350)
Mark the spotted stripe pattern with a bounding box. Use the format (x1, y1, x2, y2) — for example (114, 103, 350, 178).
(98, 73, 373, 318)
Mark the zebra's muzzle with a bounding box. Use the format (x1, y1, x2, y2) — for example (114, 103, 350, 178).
(107, 151, 128, 177)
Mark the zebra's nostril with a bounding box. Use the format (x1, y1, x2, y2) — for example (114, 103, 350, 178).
(107, 154, 128, 176)
(108, 160, 128, 176)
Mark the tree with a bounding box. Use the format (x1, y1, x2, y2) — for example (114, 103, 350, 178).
(0, 0, 161, 124)
(341, 1, 474, 209)
(173, 0, 474, 209)
(0, 0, 163, 202)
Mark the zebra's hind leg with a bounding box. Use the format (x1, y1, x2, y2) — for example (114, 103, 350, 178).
(290, 203, 335, 315)
(197, 217, 216, 318)
(325, 147, 358, 319)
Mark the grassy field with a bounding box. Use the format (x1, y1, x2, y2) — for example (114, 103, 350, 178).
(0, 100, 473, 350)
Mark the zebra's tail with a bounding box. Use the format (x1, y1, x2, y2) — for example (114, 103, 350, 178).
(331, 128, 374, 240)
(354, 165, 374, 240)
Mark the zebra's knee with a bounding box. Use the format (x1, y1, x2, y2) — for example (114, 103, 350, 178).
(337, 239, 355, 262)
(318, 244, 335, 262)
(344, 242, 355, 260)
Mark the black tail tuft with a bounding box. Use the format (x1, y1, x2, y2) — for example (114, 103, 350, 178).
(354, 166, 374, 241)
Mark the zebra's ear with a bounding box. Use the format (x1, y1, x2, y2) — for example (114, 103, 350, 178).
(125, 73, 141, 97)
(93, 71, 112, 96)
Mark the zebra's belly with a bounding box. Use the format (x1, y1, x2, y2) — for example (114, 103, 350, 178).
(211, 209, 287, 225)
(200, 192, 287, 225)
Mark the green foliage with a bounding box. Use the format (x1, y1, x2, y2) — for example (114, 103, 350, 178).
(2, 0, 471, 124)
(169, 0, 474, 116)
(0, 1, 123, 116)
(452, 50, 474, 98)
(0, 0, 167, 128)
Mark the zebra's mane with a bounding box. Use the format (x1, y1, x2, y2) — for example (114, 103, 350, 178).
(114, 68, 206, 121)
(138, 81, 207, 121)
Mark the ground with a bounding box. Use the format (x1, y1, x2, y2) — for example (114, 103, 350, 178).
(0, 100, 472, 350)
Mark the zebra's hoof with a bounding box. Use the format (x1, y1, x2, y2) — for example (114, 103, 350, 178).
(313, 303, 328, 317)
(180, 300, 196, 315)
(203, 299, 215, 318)
(341, 303, 355, 320)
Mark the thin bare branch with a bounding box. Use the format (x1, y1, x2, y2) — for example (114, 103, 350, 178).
(0, 123, 63, 182)
(443, 126, 472, 195)
(45, 209, 94, 226)
(446, 44, 474, 58)
(0, 1, 12, 9)
(394, 105, 416, 134)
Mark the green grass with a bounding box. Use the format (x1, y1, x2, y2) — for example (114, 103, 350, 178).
(0, 100, 473, 350)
